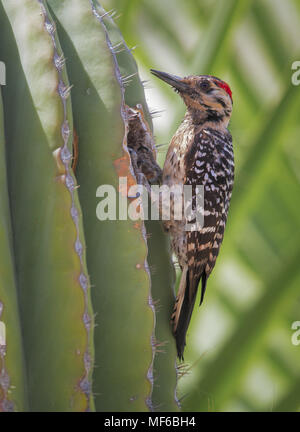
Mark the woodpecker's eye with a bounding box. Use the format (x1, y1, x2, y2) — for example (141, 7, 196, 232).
(198, 80, 210, 91)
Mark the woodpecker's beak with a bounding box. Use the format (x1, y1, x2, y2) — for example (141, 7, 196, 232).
(150, 69, 189, 93)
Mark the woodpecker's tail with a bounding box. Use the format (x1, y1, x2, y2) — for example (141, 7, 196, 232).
(171, 266, 206, 360)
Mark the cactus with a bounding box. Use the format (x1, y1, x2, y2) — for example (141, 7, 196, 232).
(0, 0, 178, 412)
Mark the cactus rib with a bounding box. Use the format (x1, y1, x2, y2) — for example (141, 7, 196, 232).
(38, 1, 94, 407)
(48, 0, 155, 411)
(0, 89, 27, 412)
(92, 0, 180, 411)
(0, 0, 94, 411)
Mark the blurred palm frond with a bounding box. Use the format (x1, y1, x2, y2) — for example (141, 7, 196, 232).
(105, 0, 300, 412)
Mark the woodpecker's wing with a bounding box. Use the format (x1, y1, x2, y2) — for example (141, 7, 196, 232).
(184, 127, 234, 302)
(171, 127, 234, 359)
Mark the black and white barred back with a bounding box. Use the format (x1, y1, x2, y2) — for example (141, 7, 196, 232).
(172, 126, 234, 359)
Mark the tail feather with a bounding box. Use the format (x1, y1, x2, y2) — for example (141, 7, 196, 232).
(200, 271, 207, 305)
(171, 266, 203, 360)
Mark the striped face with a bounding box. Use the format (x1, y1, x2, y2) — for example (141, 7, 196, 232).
(150, 70, 233, 125)
(179, 75, 233, 122)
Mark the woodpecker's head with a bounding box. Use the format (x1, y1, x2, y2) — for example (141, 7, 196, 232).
(151, 69, 233, 126)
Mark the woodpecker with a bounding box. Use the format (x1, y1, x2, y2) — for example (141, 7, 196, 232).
(151, 69, 234, 359)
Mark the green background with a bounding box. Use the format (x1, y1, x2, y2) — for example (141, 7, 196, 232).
(103, 0, 300, 412)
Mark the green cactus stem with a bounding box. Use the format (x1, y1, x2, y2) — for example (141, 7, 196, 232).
(48, 0, 155, 411)
(0, 0, 94, 411)
(0, 88, 27, 413)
